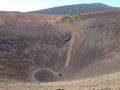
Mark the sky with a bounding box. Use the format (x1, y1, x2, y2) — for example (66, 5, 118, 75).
(0, 0, 120, 12)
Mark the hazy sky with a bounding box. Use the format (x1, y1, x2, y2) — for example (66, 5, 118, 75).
(0, 0, 120, 12)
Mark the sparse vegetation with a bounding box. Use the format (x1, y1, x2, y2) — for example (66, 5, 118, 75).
(5, 20, 13, 26)
(58, 13, 81, 24)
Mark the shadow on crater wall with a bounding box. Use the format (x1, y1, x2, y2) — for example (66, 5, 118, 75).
(34, 70, 58, 82)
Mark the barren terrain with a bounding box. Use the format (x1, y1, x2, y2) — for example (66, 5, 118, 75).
(0, 10, 120, 89)
(0, 11, 62, 27)
(0, 71, 120, 90)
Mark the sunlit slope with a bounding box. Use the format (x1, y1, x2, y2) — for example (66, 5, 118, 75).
(66, 10, 120, 79)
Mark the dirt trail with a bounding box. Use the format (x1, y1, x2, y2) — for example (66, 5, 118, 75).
(65, 31, 76, 68)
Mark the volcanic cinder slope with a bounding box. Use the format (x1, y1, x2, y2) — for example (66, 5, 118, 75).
(0, 11, 62, 27)
(0, 10, 120, 88)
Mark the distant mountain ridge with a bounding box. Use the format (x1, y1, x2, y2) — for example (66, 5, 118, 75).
(29, 3, 119, 14)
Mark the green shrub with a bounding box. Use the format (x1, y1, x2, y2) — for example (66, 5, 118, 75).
(58, 13, 81, 24)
